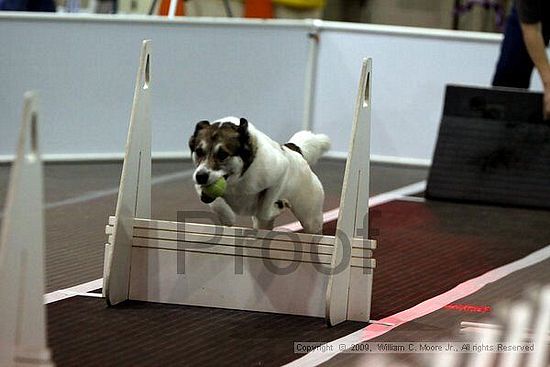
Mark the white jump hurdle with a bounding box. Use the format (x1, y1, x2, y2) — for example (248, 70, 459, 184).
(0, 93, 54, 366)
(103, 40, 376, 326)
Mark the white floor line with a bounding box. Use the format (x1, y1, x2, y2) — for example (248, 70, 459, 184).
(0, 169, 195, 220)
(44, 278, 103, 304)
(398, 195, 426, 203)
(283, 244, 550, 367)
(274, 180, 427, 232)
(44, 169, 195, 210)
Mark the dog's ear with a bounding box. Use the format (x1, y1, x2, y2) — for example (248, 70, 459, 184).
(194, 120, 210, 135)
(237, 118, 254, 173)
(238, 118, 248, 133)
(188, 135, 197, 152)
(189, 120, 210, 151)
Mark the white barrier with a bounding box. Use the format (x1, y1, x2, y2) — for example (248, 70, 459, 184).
(1, 13, 534, 164)
(103, 40, 376, 326)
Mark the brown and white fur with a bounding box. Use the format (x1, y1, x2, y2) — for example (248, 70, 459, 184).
(188, 116, 330, 234)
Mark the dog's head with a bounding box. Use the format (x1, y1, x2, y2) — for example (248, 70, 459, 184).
(189, 117, 254, 195)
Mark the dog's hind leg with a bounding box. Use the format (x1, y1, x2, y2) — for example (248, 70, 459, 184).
(289, 178, 325, 235)
(288, 193, 323, 234)
(252, 217, 275, 230)
(209, 199, 236, 227)
(296, 211, 323, 235)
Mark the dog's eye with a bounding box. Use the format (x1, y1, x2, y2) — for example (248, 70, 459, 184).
(195, 148, 205, 158)
(216, 149, 229, 161)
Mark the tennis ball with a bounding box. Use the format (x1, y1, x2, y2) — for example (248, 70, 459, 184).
(202, 177, 227, 199)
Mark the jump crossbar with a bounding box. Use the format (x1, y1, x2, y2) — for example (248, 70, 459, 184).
(105, 227, 375, 268)
(105, 224, 374, 260)
(106, 216, 376, 249)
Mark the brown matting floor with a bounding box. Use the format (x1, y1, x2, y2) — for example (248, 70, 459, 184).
(45, 198, 550, 367)
(323, 200, 550, 320)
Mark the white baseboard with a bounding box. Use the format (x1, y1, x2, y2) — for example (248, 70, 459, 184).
(370, 154, 431, 167)
(0, 151, 188, 164)
(324, 151, 431, 168)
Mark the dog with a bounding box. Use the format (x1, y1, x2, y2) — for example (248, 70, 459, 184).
(188, 116, 330, 234)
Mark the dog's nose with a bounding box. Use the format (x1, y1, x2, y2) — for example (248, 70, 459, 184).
(195, 170, 209, 185)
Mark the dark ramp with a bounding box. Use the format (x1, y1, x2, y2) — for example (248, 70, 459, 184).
(323, 200, 550, 320)
(426, 85, 550, 209)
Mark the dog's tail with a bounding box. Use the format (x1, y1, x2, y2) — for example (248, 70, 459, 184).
(288, 131, 331, 166)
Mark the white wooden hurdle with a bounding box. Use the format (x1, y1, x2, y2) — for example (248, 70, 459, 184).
(103, 40, 376, 326)
(0, 92, 54, 367)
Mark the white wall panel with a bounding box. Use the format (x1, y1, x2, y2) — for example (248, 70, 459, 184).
(0, 14, 311, 159)
(312, 23, 544, 163)
(2, 16, 543, 163)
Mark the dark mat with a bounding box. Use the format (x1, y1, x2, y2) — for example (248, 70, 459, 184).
(321, 256, 550, 367)
(323, 200, 550, 320)
(47, 200, 550, 367)
(426, 85, 550, 209)
(47, 297, 365, 367)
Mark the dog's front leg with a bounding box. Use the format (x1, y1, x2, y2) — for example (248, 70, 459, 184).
(209, 199, 236, 227)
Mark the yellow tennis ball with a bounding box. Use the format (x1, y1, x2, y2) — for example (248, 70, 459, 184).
(202, 177, 227, 199)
